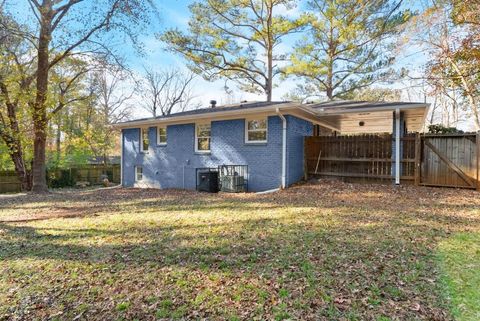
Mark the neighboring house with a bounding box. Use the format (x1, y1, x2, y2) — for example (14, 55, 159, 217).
(114, 100, 429, 192)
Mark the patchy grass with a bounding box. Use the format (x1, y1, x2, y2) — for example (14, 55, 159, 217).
(0, 181, 479, 320)
(437, 232, 480, 321)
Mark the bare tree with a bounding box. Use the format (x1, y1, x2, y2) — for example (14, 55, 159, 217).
(140, 68, 198, 117)
(85, 65, 133, 162)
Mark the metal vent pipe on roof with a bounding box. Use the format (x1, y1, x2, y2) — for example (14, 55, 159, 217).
(210, 100, 217, 108)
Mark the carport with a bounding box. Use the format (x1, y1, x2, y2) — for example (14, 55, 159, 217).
(303, 101, 430, 185)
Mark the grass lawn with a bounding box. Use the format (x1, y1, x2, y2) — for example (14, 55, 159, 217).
(0, 181, 479, 320)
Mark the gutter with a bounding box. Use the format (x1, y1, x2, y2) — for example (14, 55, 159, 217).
(276, 108, 287, 189)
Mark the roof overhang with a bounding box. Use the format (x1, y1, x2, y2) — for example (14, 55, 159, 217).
(112, 101, 429, 134)
(307, 103, 430, 134)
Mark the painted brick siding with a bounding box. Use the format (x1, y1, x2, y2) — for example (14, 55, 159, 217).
(286, 116, 313, 186)
(122, 115, 312, 192)
(123, 116, 283, 191)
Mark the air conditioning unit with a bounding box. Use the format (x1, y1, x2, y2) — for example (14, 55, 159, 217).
(220, 175, 245, 193)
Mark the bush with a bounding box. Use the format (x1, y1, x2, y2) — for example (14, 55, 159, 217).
(47, 168, 77, 188)
(428, 124, 464, 134)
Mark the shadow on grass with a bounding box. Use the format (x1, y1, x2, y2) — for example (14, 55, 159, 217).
(0, 182, 478, 320)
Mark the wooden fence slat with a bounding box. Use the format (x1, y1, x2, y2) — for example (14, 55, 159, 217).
(305, 133, 478, 189)
(424, 139, 476, 187)
(477, 132, 480, 191)
(414, 133, 421, 186)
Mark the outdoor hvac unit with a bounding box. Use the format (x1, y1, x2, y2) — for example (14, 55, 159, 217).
(220, 175, 245, 193)
(218, 165, 248, 193)
(196, 169, 219, 193)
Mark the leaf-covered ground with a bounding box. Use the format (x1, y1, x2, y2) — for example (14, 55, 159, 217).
(0, 181, 479, 320)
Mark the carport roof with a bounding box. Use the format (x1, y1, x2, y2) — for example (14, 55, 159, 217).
(310, 100, 430, 133)
(309, 100, 428, 114)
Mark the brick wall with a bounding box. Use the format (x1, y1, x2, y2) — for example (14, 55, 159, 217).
(286, 116, 314, 186)
(122, 115, 312, 192)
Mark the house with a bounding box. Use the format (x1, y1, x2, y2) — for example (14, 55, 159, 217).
(113, 100, 429, 192)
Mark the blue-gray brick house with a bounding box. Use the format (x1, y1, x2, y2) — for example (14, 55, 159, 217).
(115, 101, 429, 192)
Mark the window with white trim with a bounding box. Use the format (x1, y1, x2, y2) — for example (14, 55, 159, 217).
(157, 126, 167, 145)
(195, 123, 211, 152)
(246, 118, 267, 143)
(135, 166, 143, 181)
(141, 128, 149, 152)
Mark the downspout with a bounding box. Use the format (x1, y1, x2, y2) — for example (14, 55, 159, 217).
(276, 108, 287, 189)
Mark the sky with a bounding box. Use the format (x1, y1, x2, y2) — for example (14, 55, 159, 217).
(124, 0, 429, 112)
(5, 0, 475, 130)
(127, 0, 305, 111)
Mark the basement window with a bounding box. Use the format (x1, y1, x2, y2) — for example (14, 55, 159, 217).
(246, 118, 267, 143)
(157, 126, 167, 145)
(135, 166, 143, 181)
(195, 123, 211, 153)
(141, 128, 149, 152)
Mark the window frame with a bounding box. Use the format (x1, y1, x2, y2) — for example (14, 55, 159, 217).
(195, 122, 211, 153)
(245, 117, 268, 144)
(140, 128, 149, 152)
(157, 126, 167, 146)
(135, 166, 143, 181)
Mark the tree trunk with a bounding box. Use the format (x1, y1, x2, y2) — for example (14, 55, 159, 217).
(10, 148, 31, 191)
(265, 2, 273, 102)
(447, 56, 480, 130)
(0, 79, 31, 191)
(326, 23, 334, 101)
(1, 133, 31, 191)
(31, 3, 52, 193)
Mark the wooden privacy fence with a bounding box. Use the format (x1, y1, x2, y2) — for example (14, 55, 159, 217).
(305, 133, 480, 190)
(419, 134, 479, 189)
(0, 171, 22, 193)
(0, 165, 121, 193)
(51, 165, 121, 186)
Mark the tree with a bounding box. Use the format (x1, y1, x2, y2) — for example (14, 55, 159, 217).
(86, 65, 133, 162)
(410, 1, 480, 130)
(140, 68, 198, 117)
(284, 0, 410, 100)
(2, 0, 156, 193)
(161, 0, 308, 102)
(345, 87, 402, 101)
(0, 10, 34, 190)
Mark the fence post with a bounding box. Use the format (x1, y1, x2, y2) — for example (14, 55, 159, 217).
(414, 133, 421, 186)
(477, 131, 480, 191)
(304, 137, 309, 181)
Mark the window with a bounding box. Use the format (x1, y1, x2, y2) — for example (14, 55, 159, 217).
(135, 166, 143, 181)
(246, 118, 267, 143)
(141, 128, 149, 152)
(195, 123, 211, 152)
(157, 126, 167, 145)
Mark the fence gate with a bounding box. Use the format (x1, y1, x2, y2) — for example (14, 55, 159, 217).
(419, 134, 479, 189)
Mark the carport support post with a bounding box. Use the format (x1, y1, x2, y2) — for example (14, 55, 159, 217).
(395, 108, 401, 185)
